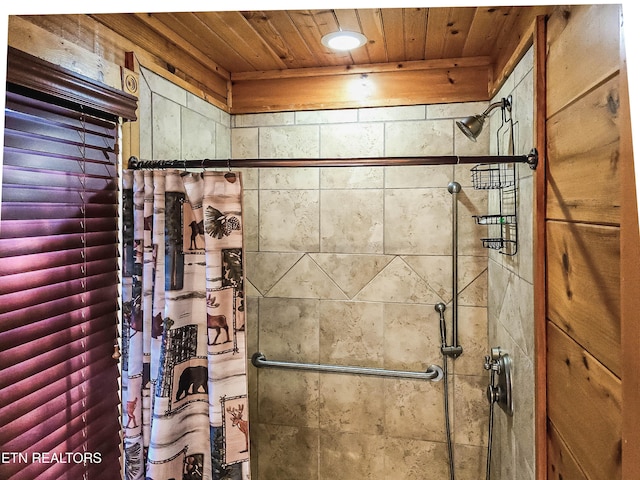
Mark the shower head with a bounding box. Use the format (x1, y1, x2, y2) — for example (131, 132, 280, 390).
(456, 97, 511, 142)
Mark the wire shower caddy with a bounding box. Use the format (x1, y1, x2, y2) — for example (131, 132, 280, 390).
(470, 95, 519, 255)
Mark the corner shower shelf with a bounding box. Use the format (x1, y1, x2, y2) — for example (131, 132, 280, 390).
(471, 162, 518, 256)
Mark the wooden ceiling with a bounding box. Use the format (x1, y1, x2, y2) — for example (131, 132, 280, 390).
(88, 7, 554, 112)
(94, 7, 554, 75)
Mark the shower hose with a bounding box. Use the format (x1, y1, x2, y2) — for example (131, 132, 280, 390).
(440, 335, 496, 480)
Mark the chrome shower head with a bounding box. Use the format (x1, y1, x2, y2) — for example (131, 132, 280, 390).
(456, 97, 511, 142)
(456, 115, 486, 142)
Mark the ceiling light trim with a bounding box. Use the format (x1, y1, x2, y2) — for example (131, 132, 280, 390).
(321, 31, 367, 51)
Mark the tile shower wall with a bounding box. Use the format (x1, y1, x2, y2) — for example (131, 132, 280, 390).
(137, 63, 529, 480)
(137, 67, 231, 162)
(487, 47, 536, 480)
(234, 105, 493, 479)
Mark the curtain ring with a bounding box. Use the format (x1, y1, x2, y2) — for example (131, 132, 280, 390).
(227, 159, 232, 172)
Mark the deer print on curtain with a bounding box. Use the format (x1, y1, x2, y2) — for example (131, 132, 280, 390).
(122, 170, 250, 480)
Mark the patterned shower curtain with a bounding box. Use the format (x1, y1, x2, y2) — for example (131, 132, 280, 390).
(121, 169, 250, 480)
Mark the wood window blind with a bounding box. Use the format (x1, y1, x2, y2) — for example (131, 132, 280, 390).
(0, 48, 137, 480)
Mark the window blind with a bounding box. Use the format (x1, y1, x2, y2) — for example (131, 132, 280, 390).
(1, 48, 136, 480)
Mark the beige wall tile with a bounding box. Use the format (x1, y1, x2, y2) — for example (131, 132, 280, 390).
(234, 111, 295, 127)
(402, 255, 452, 302)
(385, 188, 451, 255)
(320, 123, 384, 158)
(358, 105, 426, 122)
(455, 306, 489, 376)
(319, 375, 385, 433)
(454, 374, 489, 447)
(384, 379, 446, 442)
(385, 120, 453, 157)
(181, 107, 216, 160)
(253, 424, 319, 480)
(320, 166, 384, 189)
(384, 438, 449, 480)
(260, 125, 319, 158)
(384, 165, 454, 188)
(259, 190, 319, 252)
(242, 189, 259, 252)
(320, 189, 384, 253)
(232, 128, 259, 159)
(319, 431, 385, 480)
(267, 255, 348, 300)
(309, 253, 394, 299)
(319, 300, 384, 368)
(355, 257, 442, 304)
(152, 94, 181, 160)
(455, 444, 487, 480)
(383, 303, 441, 368)
(296, 109, 358, 124)
(428, 101, 488, 120)
(257, 369, 319, 428)
(259, 167, 319, 189)
(245, 252, 303, 294)
(258, 297, 319, 362)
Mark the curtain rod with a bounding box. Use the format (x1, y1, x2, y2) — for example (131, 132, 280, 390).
(127, 149, 537, 170)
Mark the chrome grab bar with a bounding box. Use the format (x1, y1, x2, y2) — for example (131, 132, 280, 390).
(251, 352, 444, 382)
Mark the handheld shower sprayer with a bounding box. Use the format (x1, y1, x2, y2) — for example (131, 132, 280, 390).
(436, 301, 463, 358)
(435, 302, 447, 348)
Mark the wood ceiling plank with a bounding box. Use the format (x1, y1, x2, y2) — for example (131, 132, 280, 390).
(425, 8, 450, 60)
(463, 6, 512, 58)
(156, 12, 255, 73)
(380, 9, 405, 63)
(403, 8, 428, 62)
(132, 13, 231, 79)
(288, 10, 349, 67)
(195, 11, 287, 72)
(355, 9, 387, 64)
(89, 13, 229, 100)
(241, 10, 317, 69)
(333, 9, 371, 65)
(440, 8, 476, 59)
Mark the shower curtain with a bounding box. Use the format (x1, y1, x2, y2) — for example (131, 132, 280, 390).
(121, 169, 250, 480)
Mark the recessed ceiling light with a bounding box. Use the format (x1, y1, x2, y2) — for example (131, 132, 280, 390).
(321, 31, 367, 51)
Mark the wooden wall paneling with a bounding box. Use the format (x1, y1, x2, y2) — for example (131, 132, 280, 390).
(546, 75, 621, 225)
(491, 6, 551, 97)
(89, 13, 230, 105)
(533, 14, 548, 480)
(546, 322, 622, 480)
(13, 14, 230, 111)
(546, 220, 621, 376)
(547, 422, 588, 480)
(8, 16, 124, 91)
(230, 63, 490, 113)
(545, 4, 620, 118)
(122, 52, 141, 164)
(619, 5, 640, 477)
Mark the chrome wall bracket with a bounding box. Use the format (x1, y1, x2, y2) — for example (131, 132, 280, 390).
(484, 347, 514, 416)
